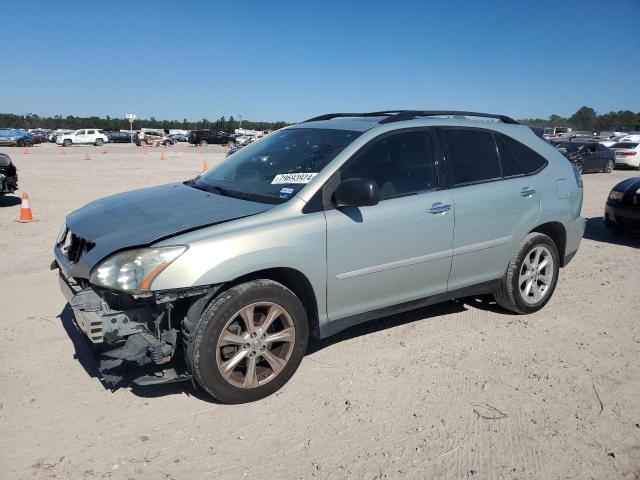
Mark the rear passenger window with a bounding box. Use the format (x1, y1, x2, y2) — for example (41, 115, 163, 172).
(340, 130, 436, 200)
(499, 134, 548, 174)
(88, 130, 95, 134)
(441, 129, 501, 185)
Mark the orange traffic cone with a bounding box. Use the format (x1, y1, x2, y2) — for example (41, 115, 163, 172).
(101, 147, 108, 154)
(15, 192, 35, 223)
(85, 152, 91, 161)
(202, 161, 209, 172)
(22, 146, 29, 154)
(160, 151, 166, 161)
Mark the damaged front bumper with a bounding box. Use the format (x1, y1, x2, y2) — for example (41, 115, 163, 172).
(56, 267, 214, 389)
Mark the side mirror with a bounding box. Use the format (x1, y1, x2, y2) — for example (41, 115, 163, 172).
(333, 178, 380, 208)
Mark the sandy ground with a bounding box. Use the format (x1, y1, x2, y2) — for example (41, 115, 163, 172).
(0, 142, 639, 480)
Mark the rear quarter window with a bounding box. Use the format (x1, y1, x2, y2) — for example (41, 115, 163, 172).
(499, 134, 548, 174)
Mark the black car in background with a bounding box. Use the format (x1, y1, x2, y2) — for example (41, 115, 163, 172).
(605, 177, 640, 235)
(188, 130, 231, 145)
(555, 141, 615, 174)
(0, 153, 18, 195)
(107, 131, 132, 143)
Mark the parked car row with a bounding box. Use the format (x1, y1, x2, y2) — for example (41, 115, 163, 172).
(0, 130, 35, 147)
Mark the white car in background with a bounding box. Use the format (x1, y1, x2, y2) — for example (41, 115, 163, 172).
(619, 133, 640, 143)
(56, 129, 108, 147)
(600, 135, 627, 148)
(235, 135, 255, 146)
(611, 141, 640, 169)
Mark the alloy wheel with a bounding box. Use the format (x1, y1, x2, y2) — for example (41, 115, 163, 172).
(215, 302, 295, 389)
(518, 245, 554, 304)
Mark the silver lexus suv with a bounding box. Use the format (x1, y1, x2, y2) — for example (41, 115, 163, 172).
(53, 111, 585, 403)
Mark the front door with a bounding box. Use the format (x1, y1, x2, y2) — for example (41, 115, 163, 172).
(324, 129, 454, 324)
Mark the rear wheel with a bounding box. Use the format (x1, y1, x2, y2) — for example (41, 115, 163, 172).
(200, 140, 208, 146)
(494, 233, 560, 314)
(187, 279, 308, 403)
(95, 138, 104, 146)
(603, 159, 614, 173)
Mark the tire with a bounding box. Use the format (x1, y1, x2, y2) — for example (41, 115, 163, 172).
(16, 140, 24, 147)
(493, 233, 560, 314)
(187, 279, 309, 403)
(200, 140, 208, 146)
(95, 138, 104, 146)
(163, 140, 171, 147)
(603, 159, 614, 173)
(63, 139, 72, 147)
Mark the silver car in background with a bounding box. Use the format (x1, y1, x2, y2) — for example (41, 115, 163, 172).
(53, 110, 585, 403)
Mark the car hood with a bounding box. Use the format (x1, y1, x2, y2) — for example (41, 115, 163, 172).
(59, 182, 274, 278)
(613, 177, 640, 198)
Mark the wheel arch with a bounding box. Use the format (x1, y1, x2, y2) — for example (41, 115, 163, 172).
(194, 267, 320, 340)
(529, 222, 567, 266)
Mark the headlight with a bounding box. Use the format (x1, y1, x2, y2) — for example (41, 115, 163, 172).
(90, 246, 187, 293)
(608, 190, 624, 201)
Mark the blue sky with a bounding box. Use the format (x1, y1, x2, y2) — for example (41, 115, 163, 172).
(2, 0, 638, 122)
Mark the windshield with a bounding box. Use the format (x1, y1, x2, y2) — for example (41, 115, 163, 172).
(557, 142, 585, 153)
(190, 128, 361, 204)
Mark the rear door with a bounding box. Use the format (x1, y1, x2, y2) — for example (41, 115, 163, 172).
(439, 127, 542, 291)
(86, 129, 96, 143)
(325, 128, 454, 322)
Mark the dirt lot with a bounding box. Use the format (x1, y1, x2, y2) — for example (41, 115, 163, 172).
(1, 142, 639, 479)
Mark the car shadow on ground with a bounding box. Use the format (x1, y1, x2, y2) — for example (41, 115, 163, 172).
(584, 217, 639, 248)
(58, 295, 507, 402)
(0, 195, 21, 207)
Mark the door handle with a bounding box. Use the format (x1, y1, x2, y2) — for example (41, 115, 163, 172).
(520, 188, 537, 197)
(428, 203, 451, 214)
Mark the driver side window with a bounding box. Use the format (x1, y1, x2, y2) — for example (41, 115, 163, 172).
(338, 130, 436, 201)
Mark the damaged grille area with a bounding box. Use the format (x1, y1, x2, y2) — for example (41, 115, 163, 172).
(60, 230, 95, 264)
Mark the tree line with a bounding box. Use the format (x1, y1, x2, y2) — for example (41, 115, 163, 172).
(0, 113, 289, 133)
(520, 106, 640, 132)
(2, 106, 639, 134)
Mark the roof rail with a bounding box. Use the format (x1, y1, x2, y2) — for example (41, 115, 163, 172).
(301, 111, 401, 123)
(379, 111, 519, 125)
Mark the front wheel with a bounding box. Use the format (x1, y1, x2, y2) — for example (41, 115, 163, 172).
(187, 279, 308, 403)
(494, 233, 560, 314)
(163, 140, 172, 147)
(199, 140, 208, 146)
(63, 139, 72, 147)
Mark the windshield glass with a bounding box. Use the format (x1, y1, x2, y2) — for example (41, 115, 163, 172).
(190, 128, 361, 204)
(557, 142, 585, 153)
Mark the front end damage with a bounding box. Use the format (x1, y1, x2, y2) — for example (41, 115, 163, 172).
(56, 266, 217, 388)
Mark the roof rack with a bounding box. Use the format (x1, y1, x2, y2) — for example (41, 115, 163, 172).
(379, 110, 519, 125)
(302, 111, 402, 123)
(302, 110, 519, 125)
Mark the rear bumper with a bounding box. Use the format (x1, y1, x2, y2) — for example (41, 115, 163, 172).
(563, 216, 586, 266)
(615, 156, 640, 168)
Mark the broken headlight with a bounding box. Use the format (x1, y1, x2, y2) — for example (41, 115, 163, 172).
(90, 246, 187, 293)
